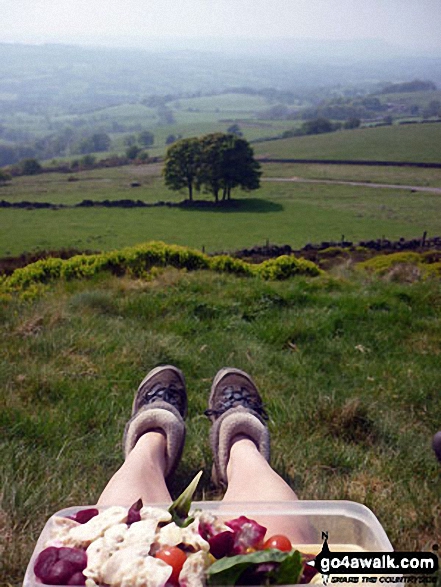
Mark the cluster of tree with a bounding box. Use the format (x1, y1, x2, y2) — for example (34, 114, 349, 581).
(380, 79, 437, 94)
(123, 130, 154, 159)
(281, 116, 361, 139)
(163, 133, 261, 203)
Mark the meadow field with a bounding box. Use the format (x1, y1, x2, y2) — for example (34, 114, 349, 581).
(254, 123, 441, 163)
(1, 161, 441, 257)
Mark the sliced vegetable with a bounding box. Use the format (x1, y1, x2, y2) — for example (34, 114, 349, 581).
(168, 470, 203, 527)
(208, 530, 235, 559)
(67, 508, 99, 524)
(225, 516, 267, 554)
(127, 498, 143, 524)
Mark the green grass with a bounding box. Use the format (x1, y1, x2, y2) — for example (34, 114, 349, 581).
(170, 93, 270, 112)
(261, 162, 441, 188)
(253, 123, 441, 163)
(1, 167, 441, 257)
(1, 266, 440, 585)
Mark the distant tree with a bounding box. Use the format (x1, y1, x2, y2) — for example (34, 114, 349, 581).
(227, 123, 243, 136)
(0, 169, 11, 184)
(124, 135, 137, 147)
(77, 132, 111, 154)
(344, 117, 361, 129)
(80, 154, 96, 168)
(91, 132, 112, 152)
(383, 115, 393, 125)
(425, 100, 441, 117)
(262, 104, 290, 120)
(126, 145, 141, 160)
(138, 151, 149, 162)
(20, 158, 42, 175)
(301, 117, 334, 135)
(138, 131, 154, 147)
(163, 137, 202, 201)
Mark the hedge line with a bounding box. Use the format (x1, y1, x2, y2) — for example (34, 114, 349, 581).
(258, 158, 441, 169)
(0, 241, 322, 298)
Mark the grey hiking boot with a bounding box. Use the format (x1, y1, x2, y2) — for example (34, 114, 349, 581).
(205, 368, 270, 488)
(123, 365, 187, 478)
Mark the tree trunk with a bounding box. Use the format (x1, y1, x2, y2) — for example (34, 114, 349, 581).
(188, 181, 193, 201)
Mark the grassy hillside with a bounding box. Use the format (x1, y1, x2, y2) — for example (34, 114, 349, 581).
(254, 123, 441, 163)
(1, 263, 440, 585)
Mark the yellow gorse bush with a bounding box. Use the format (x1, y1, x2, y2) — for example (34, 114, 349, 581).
(0, 242, 322, 298)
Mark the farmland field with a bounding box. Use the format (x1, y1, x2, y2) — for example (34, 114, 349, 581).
(262, 162, 441, 187)
(1, 165, 441, 256)
(254, 123, 441, 163)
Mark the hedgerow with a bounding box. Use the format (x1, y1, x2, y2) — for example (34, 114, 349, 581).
(0, 242, 322, 298)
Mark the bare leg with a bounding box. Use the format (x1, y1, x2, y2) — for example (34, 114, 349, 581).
(222, 435, 315, 543)
(223, 436, 299, 503)
(97, 431, 171, 506)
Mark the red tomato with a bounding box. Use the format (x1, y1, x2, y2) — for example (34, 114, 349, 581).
(155, 547, 187, 583)
(263, 534, 292, 552)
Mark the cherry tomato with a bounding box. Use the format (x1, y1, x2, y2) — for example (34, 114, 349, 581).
(155, 546, 187, 583)
(263, 534, 292, 552)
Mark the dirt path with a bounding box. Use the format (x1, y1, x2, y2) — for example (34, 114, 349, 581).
(262, 177, 441, 194)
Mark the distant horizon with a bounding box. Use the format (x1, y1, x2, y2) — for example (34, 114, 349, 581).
(1, 36, 441, 62)
(2, 0, 441, 56)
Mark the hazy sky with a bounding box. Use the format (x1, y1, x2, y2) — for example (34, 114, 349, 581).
(1, 0, 441, 53)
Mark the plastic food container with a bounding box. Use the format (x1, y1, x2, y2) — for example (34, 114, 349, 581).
(24, 500, 393, 586)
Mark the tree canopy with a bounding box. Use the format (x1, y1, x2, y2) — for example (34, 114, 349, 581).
(163, 133, 261, 203)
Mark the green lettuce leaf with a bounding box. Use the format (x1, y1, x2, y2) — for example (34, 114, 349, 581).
(207, 548, 303, 585)
(268, 550, 303, 585)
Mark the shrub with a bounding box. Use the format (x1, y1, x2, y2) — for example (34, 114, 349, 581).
(357, 252, 441, 281)
(257, 255, 322, 280)
(317, 246, 350, 259)
(0, 243, 322, 297)
(357, 252, 423, 275)
(209, 255, 254, 276)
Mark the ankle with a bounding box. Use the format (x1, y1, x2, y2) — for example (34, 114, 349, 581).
(226, 435, 260, 479)
(128, 430, 167, 473)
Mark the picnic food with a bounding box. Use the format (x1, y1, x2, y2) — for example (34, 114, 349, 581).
(32, 473, 319, 586)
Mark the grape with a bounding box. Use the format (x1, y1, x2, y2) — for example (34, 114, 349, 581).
(34, 546, 87, 585)
(34, 547, 59, 582)
(67, 571, 87, 585)
(58, 547, 87, 571)
(45, 560, 76, 585)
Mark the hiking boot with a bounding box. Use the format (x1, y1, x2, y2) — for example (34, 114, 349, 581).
(123, 365, 187, 478)
(205, 368, 270, 488)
